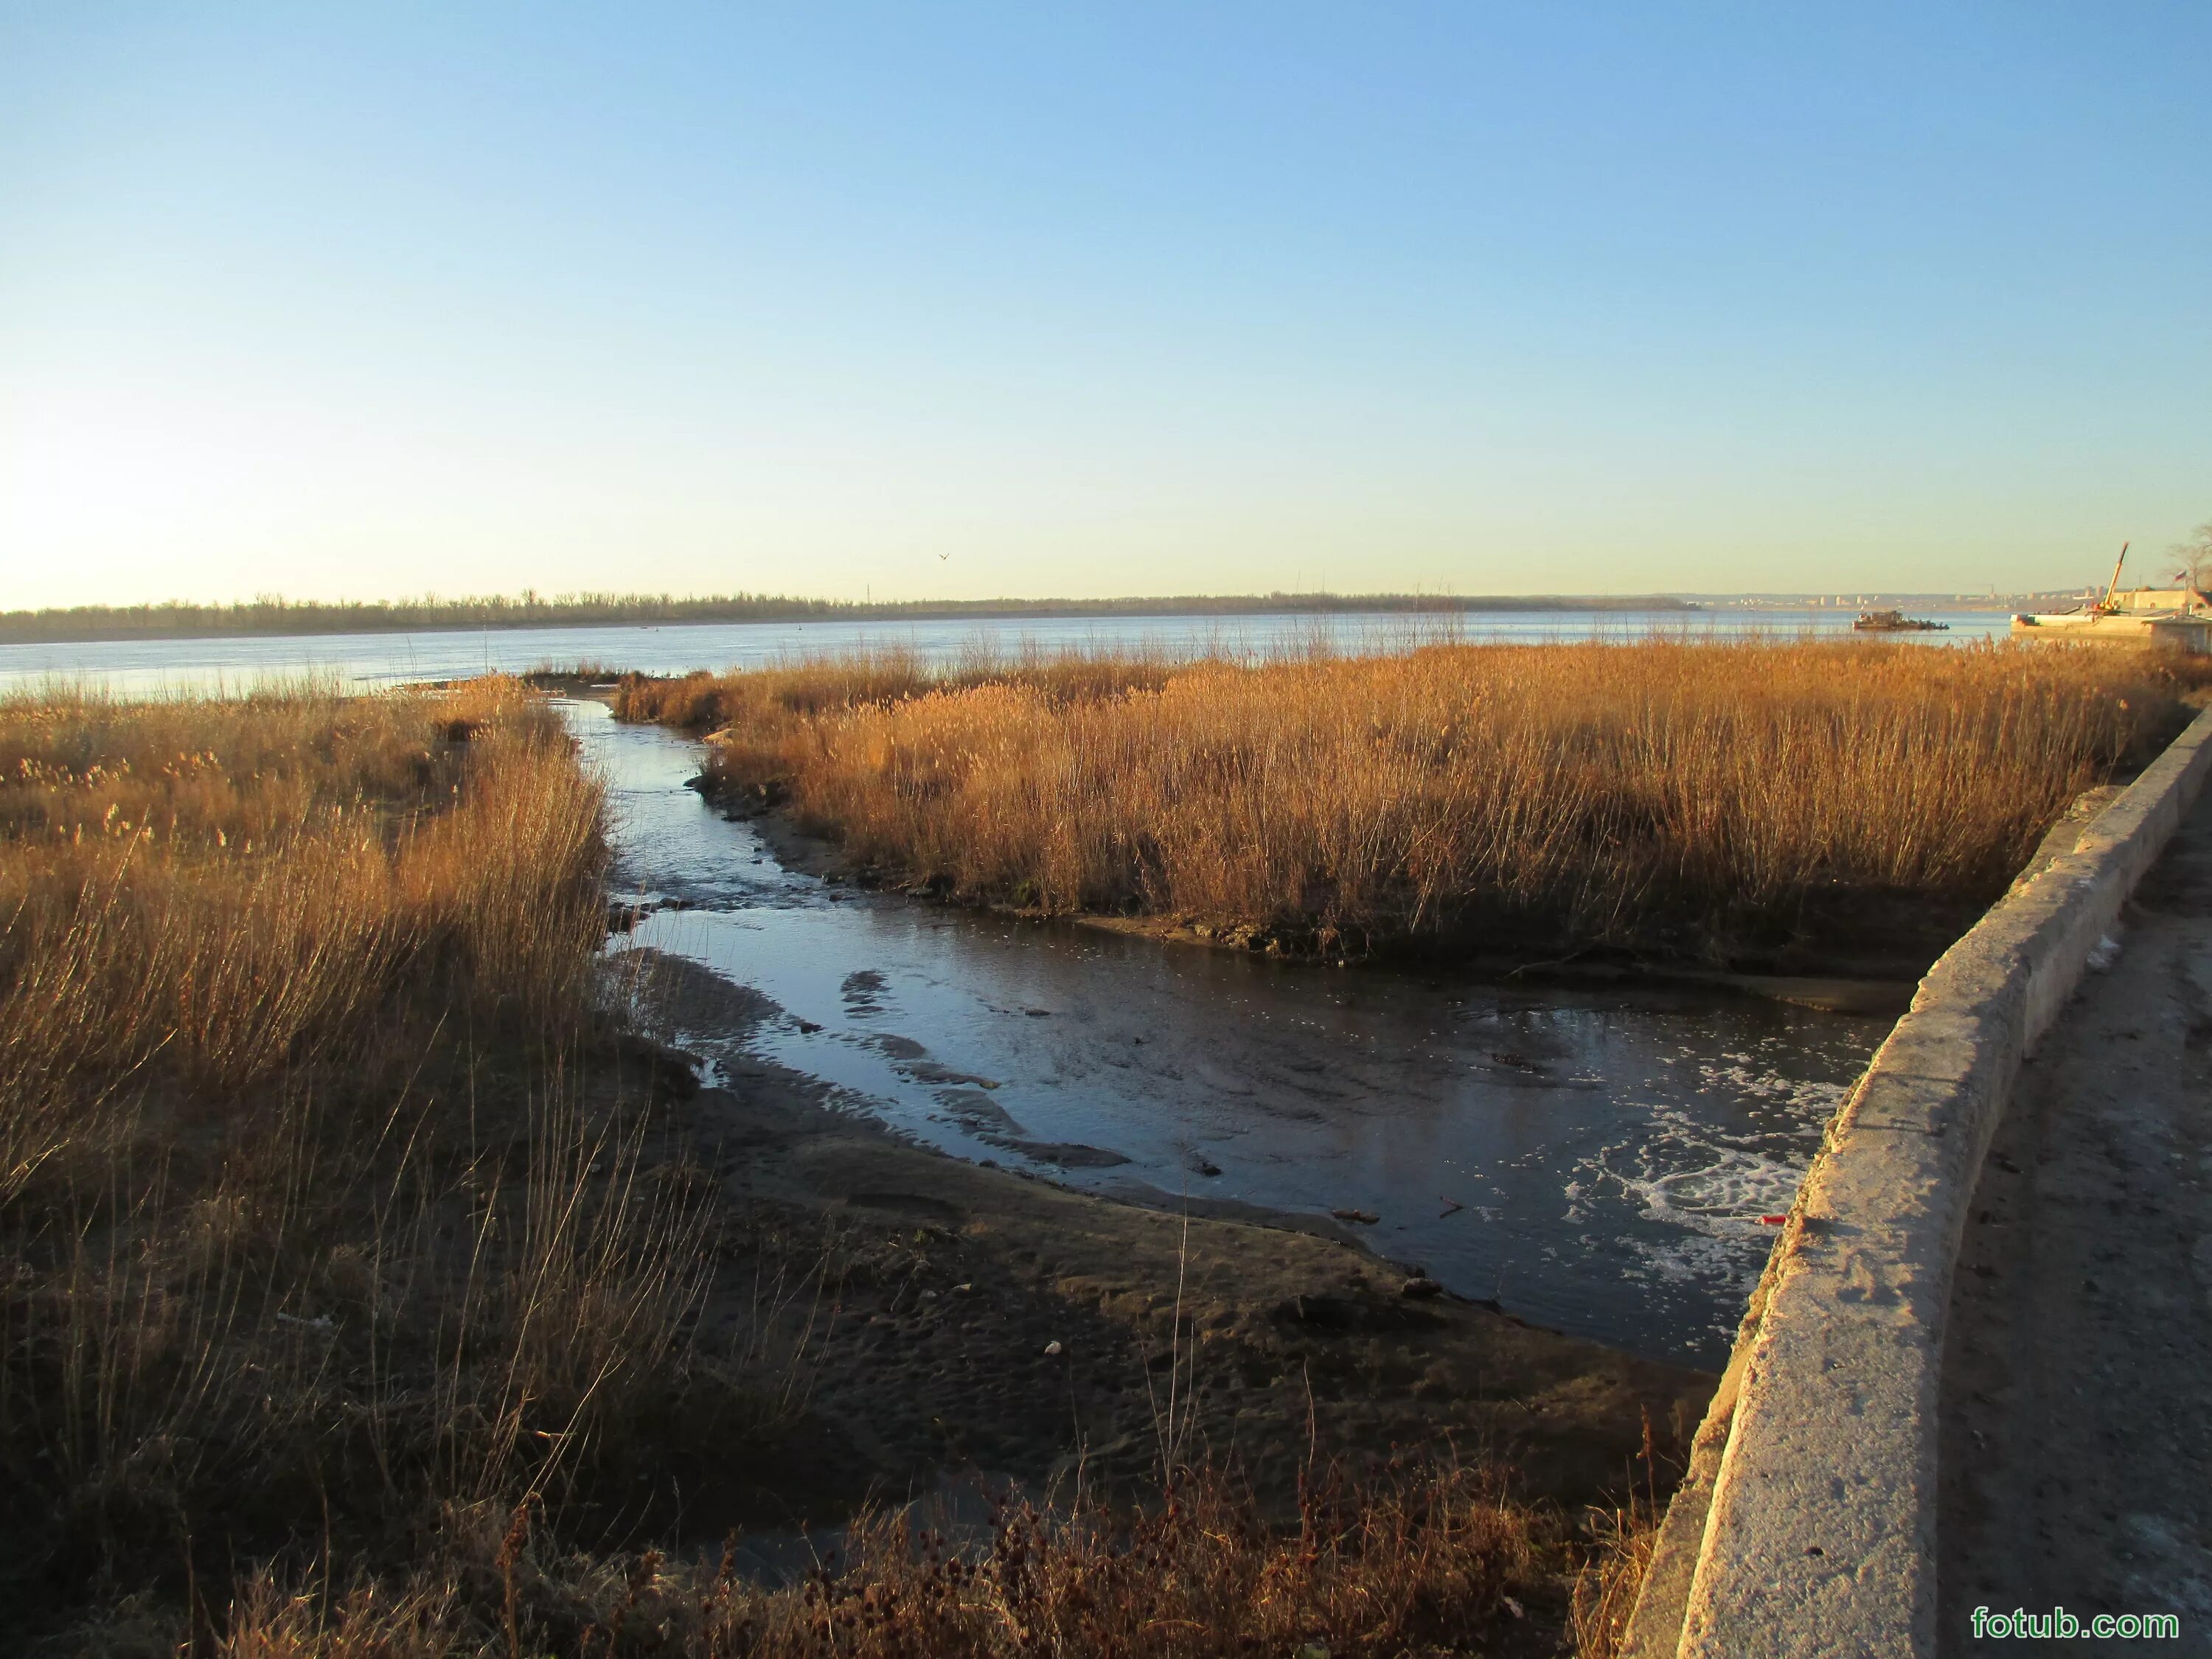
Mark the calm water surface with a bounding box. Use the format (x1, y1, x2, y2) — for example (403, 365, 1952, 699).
(0, 608, 2008, 696)
(577, 701, 1889, 1368)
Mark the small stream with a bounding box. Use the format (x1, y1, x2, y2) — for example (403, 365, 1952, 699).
(577, 700, 1889, 1369)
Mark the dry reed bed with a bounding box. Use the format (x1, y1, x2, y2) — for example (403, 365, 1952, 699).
(0, 679, 718, 1648)
(622, 641, 2199, 964)
(213, 1459, 1559, 1658)
(1, 680, 605, 1147)
(4, 678, 1580, 1656)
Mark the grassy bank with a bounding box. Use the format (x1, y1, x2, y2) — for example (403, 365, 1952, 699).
(618, 639, 2202, 970)
(0, 678, 705, 1646)
(3, 678, 1636, 1655)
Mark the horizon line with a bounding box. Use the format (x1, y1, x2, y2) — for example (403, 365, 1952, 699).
(2, 586, 2115, 648)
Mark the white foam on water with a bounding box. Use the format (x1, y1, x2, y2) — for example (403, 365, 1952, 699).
(1574, 1055, 1861, 1342)
(1631, 1146, 1804, 1232)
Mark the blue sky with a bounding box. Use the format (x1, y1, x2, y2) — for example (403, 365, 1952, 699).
(2, 3, 2206, 605)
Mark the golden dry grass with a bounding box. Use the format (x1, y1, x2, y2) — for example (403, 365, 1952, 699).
(0, 679, 717, 1648)
(1569, 1506, 1661, 1659)
(1566, 1415, 1668, 1659)
(622, 639, 2197, 964)
(1, 679, 605, 1173)
(210, 1459, 1541, 1659)
(7, 677, 1576, 1656)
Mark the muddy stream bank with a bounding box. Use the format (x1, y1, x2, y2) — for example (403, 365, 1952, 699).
(577, 700, 1891, 1371)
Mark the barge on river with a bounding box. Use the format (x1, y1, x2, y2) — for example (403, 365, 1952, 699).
(1853, 609, 1948, 633)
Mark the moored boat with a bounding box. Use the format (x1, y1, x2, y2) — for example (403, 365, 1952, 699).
(2011, 542, 2212, 654)
(2010, 606, 2212, 653)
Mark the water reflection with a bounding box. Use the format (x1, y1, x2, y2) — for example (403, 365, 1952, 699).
(0, 608, 2007, 698)
(581, 700, 1886, 1367)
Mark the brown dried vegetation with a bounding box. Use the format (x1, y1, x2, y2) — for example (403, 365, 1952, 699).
(4, 678, 1584, 1656)
(622, 640, 2199, 965)
(213, 1460, 1541, 1659)
(0, 680, 713, 1648)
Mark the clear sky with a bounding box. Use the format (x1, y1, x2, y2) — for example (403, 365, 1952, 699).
(3, 4, 2206, 607)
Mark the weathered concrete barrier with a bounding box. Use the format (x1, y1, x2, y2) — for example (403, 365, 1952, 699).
(1621, 704, 2212, 1659)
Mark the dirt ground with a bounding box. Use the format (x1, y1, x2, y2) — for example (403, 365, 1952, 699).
(1940, 782, 2212, 1652)
(635, 951, 1711, 1546)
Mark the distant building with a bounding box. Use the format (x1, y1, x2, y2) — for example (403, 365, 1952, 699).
(2106, 586, 2212, 614)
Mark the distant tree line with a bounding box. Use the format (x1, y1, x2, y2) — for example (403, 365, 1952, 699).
(0, 590, 1694, 644)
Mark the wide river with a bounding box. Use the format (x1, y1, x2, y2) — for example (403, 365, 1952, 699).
(7, 614, 1916, 1367)
(0, 605, 2009, 698)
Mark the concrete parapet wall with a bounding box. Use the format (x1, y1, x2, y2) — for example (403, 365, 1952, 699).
(1621, 704, 2212, 1659)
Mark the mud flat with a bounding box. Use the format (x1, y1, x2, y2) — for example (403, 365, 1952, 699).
(641, 949, 1712, 1529)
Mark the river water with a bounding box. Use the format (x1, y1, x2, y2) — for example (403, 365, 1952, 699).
(578, 700, 1888, 1369)
(0, 606, 2007, 698)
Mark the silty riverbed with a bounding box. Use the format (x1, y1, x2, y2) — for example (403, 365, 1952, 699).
(578, 699, 1890, 1368)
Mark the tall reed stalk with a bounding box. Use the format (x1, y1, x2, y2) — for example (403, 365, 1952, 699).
(0, 678, 712, 1645)
(622, 639, 2194, 960)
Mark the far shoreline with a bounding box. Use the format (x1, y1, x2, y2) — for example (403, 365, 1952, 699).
(0, 591, 1715, 647)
